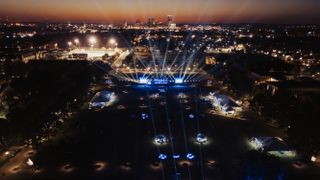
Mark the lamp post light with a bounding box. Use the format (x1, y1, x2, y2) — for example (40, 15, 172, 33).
(67, 41, 73, 49)
(74, 38, 80, 47)
(109, 38, 117, 49)
(89, 36, 97, 48)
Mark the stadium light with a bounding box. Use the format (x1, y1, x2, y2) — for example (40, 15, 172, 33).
(88, 36, 97, 47)
(139, 77, 150, 84)
(109, 38, 116, 45)
(174, 78, 184, 84)
(74, 38, 80, 45)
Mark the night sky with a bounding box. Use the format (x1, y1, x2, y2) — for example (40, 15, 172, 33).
(0, 0, 319, 23)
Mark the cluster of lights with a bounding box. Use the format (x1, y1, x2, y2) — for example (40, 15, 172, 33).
(138, 77, 185, 85)
(186, 153, 195, 160)
(173, 155, 180, 159)
(66, 36, 117, 48)
(174, 78, 184, 84)
(139, 77, 151, 84)
(153, 78, 169, 85)
(158, 154, 167, 160)
(158, 153, 195, 160)
(89, 91, 116, 109)
(67, 38, 80, 47)
(196, 133, 208, 144)
(154, 135, 168, 145)
(141, 113, 149, 120)
(250, 138, 264, 150)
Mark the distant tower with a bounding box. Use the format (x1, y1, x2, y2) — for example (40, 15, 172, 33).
(167, 15, 176, 29)
(123, 20, 128, 28)
(167, 15, 173, 24)
(148, 17, 154, 27)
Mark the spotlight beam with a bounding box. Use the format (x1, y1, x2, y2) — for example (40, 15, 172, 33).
(178, 97, 192, 179)
(161, 37, 170, 77)
(169, 31, 193, 70)
(164, 93, 178, 174)
(146, 91, 166, 180)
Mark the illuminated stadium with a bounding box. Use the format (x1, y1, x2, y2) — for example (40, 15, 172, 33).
(68, 48, 118, 60)
(110, 53, 208, 86)
(65, 36, 124, 60)
(113, 72, 206, 86)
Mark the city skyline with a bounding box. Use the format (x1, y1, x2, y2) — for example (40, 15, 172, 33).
(1, 0, 320, 24)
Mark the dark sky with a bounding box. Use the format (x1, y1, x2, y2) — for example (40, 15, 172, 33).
(0, 0, 319, 23)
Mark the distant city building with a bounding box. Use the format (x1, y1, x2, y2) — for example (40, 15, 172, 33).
(167, 15, 173, 24)
(123, 20, 128, 28)
(147, 17, 154, 27)
(167, 15, 176, 29)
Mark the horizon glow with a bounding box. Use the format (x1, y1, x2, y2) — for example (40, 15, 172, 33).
(0, 0, 319, 24)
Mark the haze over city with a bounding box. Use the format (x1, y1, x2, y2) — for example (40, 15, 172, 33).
(1, 0, 320, 23)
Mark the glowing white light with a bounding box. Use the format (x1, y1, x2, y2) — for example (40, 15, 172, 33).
(139, 77, 150, 84)
(67, 41, 72, 46)
(196, 133, 207, 144)
(26, 158, 34, 166)
(186, 153, 195, 160)
(173, 155, 180, 159)
(250, 138, 264, 150)
(141, 113, 149, 120)
(74, 38, 80, 44)
(88, 36, 97, 45)
(158, 154, 167, 160)
(109, 38, 116, 45)
(175, 78, 184, 84)
(311, 156, 317, 162)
